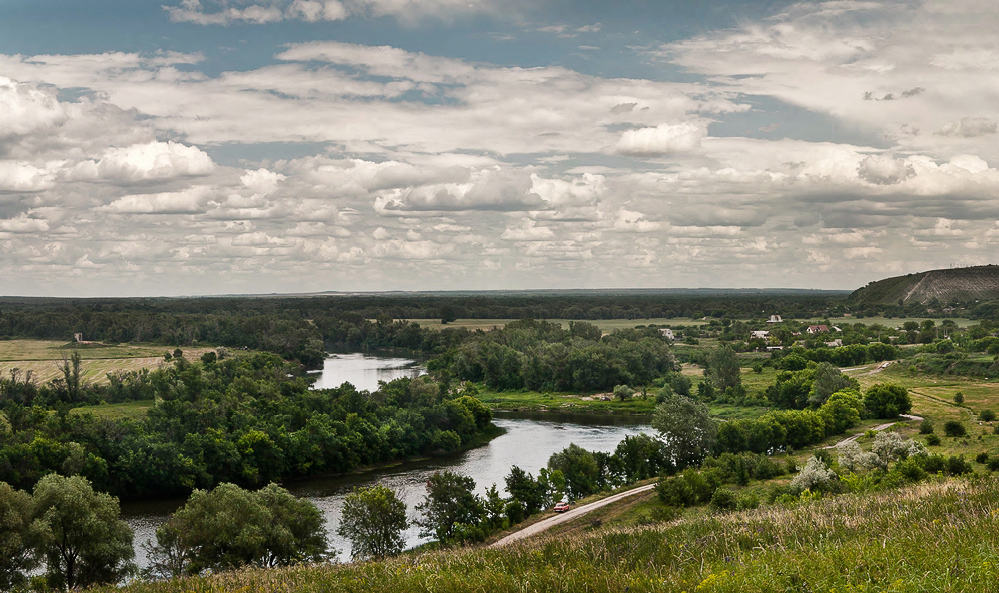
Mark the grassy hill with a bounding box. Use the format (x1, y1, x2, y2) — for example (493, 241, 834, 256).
(93, 477, 999, 593)
(851, 264, 999, 305)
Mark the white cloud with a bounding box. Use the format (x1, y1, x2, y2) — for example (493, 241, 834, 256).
(83, 141, 215, 184)
(0, 161, 54, 192)
(937, 117, 997, 137)
(858, 154, 913, 185)
(97, 185, 215, 214)
(0, 77, 66, 139)
(0, 213, 50, 233)
(616, 122, 706, 156)
(241, 168, 285, 195)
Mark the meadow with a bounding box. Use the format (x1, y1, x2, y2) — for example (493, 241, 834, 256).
(90, 477, 999, 593)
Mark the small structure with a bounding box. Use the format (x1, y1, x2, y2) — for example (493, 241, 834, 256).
(806, 325, 830, 334)
(750, 330, 770, 340)
(825, 339, 843, 347)
(767, 315, 783, 324)
(74, 333, 83, 342)
(660, 328, 675, 340)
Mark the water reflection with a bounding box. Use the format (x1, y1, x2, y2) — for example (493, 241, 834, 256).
(308, 353, 425, 391)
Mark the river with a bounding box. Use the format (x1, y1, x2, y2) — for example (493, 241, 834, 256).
(121, 353, 652, 564)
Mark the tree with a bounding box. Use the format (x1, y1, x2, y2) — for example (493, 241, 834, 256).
(863, 383, 912, 418)
(808, 363, 857, 407)
(148, 482, 327, 575)
(613, 384, 634, 401)
(31, 474, 135, 590)
(337, 485, 408, 561)
(817, 389, 865, 436)
(652, 394, 717, 470)
(547, 443, 600, 500)
(705, 346, 741, 392)
(504, 466, 545, 516)
(415, 471, 483, 545)
(0, 482, 42, 590)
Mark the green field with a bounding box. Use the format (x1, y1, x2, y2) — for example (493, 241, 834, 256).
(69, 400, 155, 420)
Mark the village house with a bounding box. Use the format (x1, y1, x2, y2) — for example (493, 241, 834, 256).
(767, 314, 782, 324)
(750, 330, 770, 340)
(660, 328, 674, 340)
(806, 325, 830, 334)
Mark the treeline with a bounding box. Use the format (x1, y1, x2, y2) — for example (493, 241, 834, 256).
(0, 353, 494, 498)
(428, 320, 679, 392)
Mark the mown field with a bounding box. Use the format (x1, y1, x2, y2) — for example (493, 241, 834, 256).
(0, 339, 218, 385)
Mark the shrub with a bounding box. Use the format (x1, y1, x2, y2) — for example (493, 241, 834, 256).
(919, 419, 934, 434)
(709, 487, 738, 511)
(922, 455, 946, 474)
(988, 457, 999, 472)
(954, 392, 965, 403)
(892, 457, 927, 482)
(944, 420, 967, 437)
(926, 434, 941, 446)
(736, 492, 760, 510)
(977, 452, 990, 464)
(505, 500, 525, 525)
(981, 410, 997, 422)
(789, 456, 838, 493)
(946, 455, 972, 476)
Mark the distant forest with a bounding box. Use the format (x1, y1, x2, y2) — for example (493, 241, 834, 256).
(2, 289, 997, 365)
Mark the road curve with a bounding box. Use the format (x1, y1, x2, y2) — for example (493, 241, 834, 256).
(489, 483, 657, 548)
(823, 414, 923, 449)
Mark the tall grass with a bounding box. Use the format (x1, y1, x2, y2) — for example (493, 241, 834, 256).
(92, 476, 999, 593)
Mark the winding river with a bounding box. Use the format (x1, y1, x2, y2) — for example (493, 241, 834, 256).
(122, 353, 651, 564)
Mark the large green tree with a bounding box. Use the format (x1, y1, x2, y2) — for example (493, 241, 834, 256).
(706, 346, 741, 392)
(337, 485, 408, 561)
(31, 474, 134, 590)
(415, 471, 483, 545)
(864, 383, 912, 418)
(148, 482, 327, 576)
(547, 443, 600, 500)
(652, 394, 717, 470)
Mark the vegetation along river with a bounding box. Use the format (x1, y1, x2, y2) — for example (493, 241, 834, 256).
(121, 353, 651, 564)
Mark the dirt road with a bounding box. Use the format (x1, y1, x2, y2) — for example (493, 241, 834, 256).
(823, 414, 923, 449)
(489, 483, 657, 548)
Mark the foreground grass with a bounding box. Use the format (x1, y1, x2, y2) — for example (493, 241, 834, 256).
(94, 477, 999, 593)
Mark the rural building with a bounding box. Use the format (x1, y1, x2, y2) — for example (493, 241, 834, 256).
(750, 330, 770, 340)
(660, 328, 675, 340)
(806, 325, 830, 334)
(767, 315, 783, 324)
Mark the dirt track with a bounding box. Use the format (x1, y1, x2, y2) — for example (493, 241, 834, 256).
(489, 483, 656, 548)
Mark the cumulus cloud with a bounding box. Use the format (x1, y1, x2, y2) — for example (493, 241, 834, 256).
(0, 77, 66, 139)
(71, 141, 215, 184)
(0, 161, 54, 192)
(0, 213, 50, 233)
(97, 185, 215, 214)
(857, 154, 914, 185)
(615, 122, 706, 156)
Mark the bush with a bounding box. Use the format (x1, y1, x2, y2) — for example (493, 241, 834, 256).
(922, 455, 946, 474)
(946, 455, 972, 476)
(709, 487, 738, 511)
(789, 456, 838, 493)
(926, 434, 941, 446)
(981, 410, 997, 422)
(919, 419, 935, 434)
(954, 392, 965, 403)
(736, 492, 760, 510)
(505, 500, 525, 525)
(892, 457, 927, 482)
(977, 452, 990, 464)
(987, 458, 999, 472)
(944, 420, 967, 437)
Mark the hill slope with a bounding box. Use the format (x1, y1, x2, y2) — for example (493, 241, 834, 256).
(851, 265, 999, 305)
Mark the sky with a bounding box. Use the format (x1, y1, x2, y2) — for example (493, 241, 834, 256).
(1, 0, 997, 297)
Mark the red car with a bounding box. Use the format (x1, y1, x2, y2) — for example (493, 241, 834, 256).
(553, 501, 570, 513)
